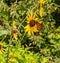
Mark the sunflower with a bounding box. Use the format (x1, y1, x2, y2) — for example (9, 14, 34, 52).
(0, 42, 3, 54)
(12, 21, 18, 40)
(25, 11, 39, 36)
(40, 0, 45, 17)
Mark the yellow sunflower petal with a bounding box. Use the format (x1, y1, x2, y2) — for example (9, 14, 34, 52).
(40, 7, 43, 17)
(0, 50, 2, 54)
(33, 25, 38, 32)
(25, 25, 29, 29)
(13, 33, 18, 40)
(25, 25, 30, 31)
(40, 0, 45, 17)
(0, 42, 4, 54)
(33, 12, 36, 19)
(25, 27, 30, 32)
(28, 30, 31, 36)
(31, 30, 34, 35)
(25, 25, 31, 35)
(30, 11, 33, 18)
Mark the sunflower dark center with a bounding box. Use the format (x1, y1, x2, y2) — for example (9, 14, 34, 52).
(29, 20, 36, 27)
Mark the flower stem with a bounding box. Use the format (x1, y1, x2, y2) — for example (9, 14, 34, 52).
(6, 36, 12, 63)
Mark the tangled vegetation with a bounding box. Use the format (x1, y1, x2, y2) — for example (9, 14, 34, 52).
(0, 0, 60, 63)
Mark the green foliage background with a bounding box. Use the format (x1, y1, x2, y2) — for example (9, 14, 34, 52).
(0, 0, 60, 63)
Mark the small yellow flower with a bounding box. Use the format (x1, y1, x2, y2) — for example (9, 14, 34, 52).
(0, 42, 3, 54)
(12, 21, 18, 40)
(25, 11, 39, 36)
(40, 0, 45, 17)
